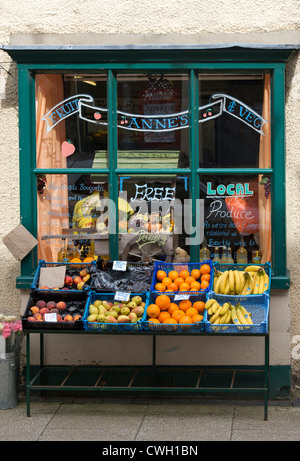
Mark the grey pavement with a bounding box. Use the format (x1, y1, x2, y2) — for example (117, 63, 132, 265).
(1, 395, 300, 441)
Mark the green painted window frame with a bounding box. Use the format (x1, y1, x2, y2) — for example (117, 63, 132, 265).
(14, 54, 290, 290)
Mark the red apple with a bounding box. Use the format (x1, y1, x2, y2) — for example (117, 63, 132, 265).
(64, 276, 73, 286)
(73, 276, 83, 285)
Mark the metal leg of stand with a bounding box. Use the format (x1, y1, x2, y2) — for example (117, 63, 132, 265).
(26, 333, 30, 417)
(264, 334, 270, 421)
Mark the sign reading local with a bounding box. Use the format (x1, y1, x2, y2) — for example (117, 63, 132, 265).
(42, 93, 268, 136)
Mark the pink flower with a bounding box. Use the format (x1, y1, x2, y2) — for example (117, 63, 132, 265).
(12, 320, 22, 332)
(2, 322, 12, 339)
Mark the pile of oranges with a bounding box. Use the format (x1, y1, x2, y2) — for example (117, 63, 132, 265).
(153, 265, 211, 293)
(146, 294, 205, 327)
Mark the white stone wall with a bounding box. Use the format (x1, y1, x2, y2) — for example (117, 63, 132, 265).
(0, 1, 299, 380)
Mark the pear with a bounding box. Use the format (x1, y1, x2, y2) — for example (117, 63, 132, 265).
(128, 312, 138, 323)
(117, 315, 130, 323)
(98, 306, 108, 315)
(97, 314, 106, 322)
(131, 306, 144, 317)
(89, 305, 99, 315)
(132, 296, 142, 306)
(93, 300, 102, 308)
(127, 301, 137, 310)
(105, 315, 117, 323)
(107, 309, 118, 319)
(102, 300, 110, 309)
(121, 306, 130, 316)
(87, 314, 97, 322)
(112, 305, 121, 314)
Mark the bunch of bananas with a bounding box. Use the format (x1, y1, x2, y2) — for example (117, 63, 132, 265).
(205, 298, 253, 325)
(213, 265, 269, 295)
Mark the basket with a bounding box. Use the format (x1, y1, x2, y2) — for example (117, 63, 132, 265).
(90, 260, 154, 293)
(212, 262, 271, 297)
(31, 260, 97, 292)
(204, 292, 269, 334)
(82, 291, 149, 332)
(142, 291, 207, 333)
(22, 290, 88, 330)
(150, 260, 213, 294)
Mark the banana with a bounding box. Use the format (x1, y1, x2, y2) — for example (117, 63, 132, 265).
(207, 306, 214, 316)
(229, 270, 235, 292)
(219, 271, 229, 294)
(225, 310, 232, 324)
(239, 305, 253, 325)
(220, 302, 230, 315)
(236, 305, 249, 325)
(211, 303, 220, 314)
(220, 312, 228, 324)
(234, 270, 241, 294)
(210, 304, 223, 324)
(213, 317, 221, 325)
(223, 278, 230, 295)
(252, 271, 260, 295)
(241, 272, 254, 295)
(205, 298, 217, 310)
(263, 272, 269, 292)
(214, 272, 223, 294)
(213, 271, 222, 292)
(245, 265, 261, 272)
(258, 269, 266, 294)
(231, 307, 240, 324)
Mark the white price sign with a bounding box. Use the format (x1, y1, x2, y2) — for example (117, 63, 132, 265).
(174, 294, 190, 301)
(112, 261, 127, 271)
(114, 291, 131, 302)
(44, 313, 57, 322)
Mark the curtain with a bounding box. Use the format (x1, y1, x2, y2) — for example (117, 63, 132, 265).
(36, 74, 69, 262)
(258, 74, 272, 263)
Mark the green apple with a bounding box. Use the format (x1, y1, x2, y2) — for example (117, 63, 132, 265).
(120, 306, 130, 316)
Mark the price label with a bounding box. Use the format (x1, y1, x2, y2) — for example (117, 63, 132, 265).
(114, 291, 131, 302)
(174, 294, 190, 301)
(112, 261, 127, 271)
(44, 313, 57, 322)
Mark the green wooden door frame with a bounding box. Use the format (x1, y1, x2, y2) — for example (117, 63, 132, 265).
(11, 50, 293, 289)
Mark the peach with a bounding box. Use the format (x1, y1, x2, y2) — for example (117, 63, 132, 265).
(27, 316, 36, 322)
(47, 301, 57, 310)
(57, 301, 67, 311)
(57, 314, 63, 322)
(34, 312, 43, 320)
(49, 308, 59, 314)
(36, 300, 46, 309)
(64, 314, 73, 322)
(30, 306, 40, 315)
(40, 286, 49, 289)
(64, 275, 73, 286)
(73, 314, 82, 321)
(39, 307, 49, 315)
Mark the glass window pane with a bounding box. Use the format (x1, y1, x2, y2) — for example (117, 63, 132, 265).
(117, 175, 190, 262)
(198, 74, 271, 169)
(117, 73, 189, 169)
(36, 73, 108, 169)
(37, 173, 108, 262)
(199, 174, 271, 264)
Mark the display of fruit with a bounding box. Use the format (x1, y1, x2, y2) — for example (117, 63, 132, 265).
(213, 265, 269, 295)
(86, 296, 145, 324)
(146, 294, 205, 328)
(25, 299, 83, 323)
(153, 264, 211, 293)
(205, 298, 253, 326)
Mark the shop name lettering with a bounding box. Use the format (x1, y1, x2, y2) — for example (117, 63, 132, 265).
(42, 93, 268, 135)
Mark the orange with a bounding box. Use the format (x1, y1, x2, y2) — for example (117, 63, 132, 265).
(190, 281, 201, 291)
(191, 269, 201, 280)
(174, 277, 184, 287)
(193, 301, 205, 313)
(179, 299, 192, 312)
(158, 311, 171, 323)
(162, 277, 172, 288)
(201, 273, 211, 283)
(70, 258, 83, 268)
(185, 307, 198, 319)
(156, 270, 167, 281)
(155, 283, 166, 292)
(192, 314, 204, 323)
(168, 270, 179, 281)
(185, 276, 195, 285)
(200, 264, 211, 275)
(163, 318, 178, 324)
(172, 309, 185, 322)
(167, 282, 179, 292)
(147, 304, 160, 318)
(200, 280, 210, 290)
(83, 257, 94, 263)
(179, 315, 193, 324)
(148, 318, 160, 323)
(179, 269, 190, 280)
(155, 294, 171, 311)
(168, 303, 180, 315)
(179, 282, 190, 291)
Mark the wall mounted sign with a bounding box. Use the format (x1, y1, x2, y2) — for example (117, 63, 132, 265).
(42, 93, 268, 136)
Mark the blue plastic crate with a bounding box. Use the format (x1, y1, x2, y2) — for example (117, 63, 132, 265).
(82, 291, 149, 332)
(150, 260, 213, 294)
(142, 291, 207, 333)
(31, 259, 97, 292)
(212, 262, 271, 297)
(204, 292, 269, 334)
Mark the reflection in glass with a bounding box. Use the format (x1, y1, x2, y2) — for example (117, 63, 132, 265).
(117, 74, 189, 169)
(198, 74, 271, 169)
(200, 175, 271, 263)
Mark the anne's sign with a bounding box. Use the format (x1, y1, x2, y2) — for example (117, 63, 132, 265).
(42, 93, 268, 136)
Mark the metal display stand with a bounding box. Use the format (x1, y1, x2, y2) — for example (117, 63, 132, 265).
(25, 328, 270, 420)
